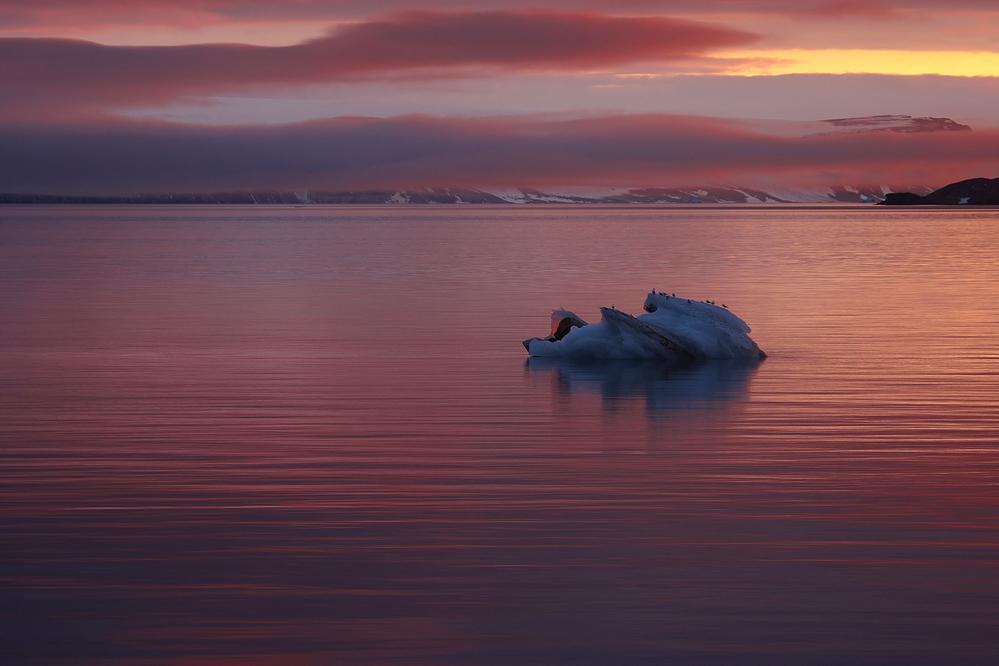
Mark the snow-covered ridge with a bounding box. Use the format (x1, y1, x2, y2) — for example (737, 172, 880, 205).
(329, 184, 926, 204)
(0, 184, 932, 205)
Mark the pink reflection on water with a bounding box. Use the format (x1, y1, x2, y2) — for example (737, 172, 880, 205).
(2, 205, 999, 663)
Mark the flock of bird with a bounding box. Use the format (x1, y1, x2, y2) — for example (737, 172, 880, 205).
(651, 288, 728, 309)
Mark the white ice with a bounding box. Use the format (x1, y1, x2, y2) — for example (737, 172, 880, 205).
(525, 292, 766, 360)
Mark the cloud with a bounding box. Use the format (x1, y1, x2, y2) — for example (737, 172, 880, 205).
(1, 1, 998, 30)
(1, 113, 996, 195)
(0, 10, 758, 118)
(802, 1, 899, 17)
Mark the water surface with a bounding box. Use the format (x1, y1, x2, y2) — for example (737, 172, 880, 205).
(2, 205, 999, 664)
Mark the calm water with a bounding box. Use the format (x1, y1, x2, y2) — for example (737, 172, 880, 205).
(2, 205, 999, 664)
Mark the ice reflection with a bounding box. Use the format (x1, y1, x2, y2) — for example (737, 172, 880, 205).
(526, 357, 762, 423)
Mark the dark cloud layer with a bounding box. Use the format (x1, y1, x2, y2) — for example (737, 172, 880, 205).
(2, 113, 996, 195)
(0, 10, 756, 117)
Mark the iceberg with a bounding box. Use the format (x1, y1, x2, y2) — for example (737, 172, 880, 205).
(523, 291, 766, 360)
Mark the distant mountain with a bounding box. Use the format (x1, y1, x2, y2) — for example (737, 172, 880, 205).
(0, 184, 930, 205)
(880, 177, 999, 205)
(475, 185, 914, 204)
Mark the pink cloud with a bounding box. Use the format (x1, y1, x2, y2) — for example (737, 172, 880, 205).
(1, 113, 996, 195)
(2, 1, 997, 31)
(0, 10, 757, 118)
(802, 1, 899, 17)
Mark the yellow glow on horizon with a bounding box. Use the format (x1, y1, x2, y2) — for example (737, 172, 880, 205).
(717, 49, 999, 77)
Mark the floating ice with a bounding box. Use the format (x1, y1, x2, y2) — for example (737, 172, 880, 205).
(523, 291, 766, 360)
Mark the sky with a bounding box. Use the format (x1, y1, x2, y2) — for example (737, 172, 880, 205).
(3, 0, 999, 195)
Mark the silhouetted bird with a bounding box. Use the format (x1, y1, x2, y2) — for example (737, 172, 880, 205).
(722, 304, 728, 309)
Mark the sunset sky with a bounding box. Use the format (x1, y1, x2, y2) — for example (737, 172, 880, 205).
(3, 0, 999, 194)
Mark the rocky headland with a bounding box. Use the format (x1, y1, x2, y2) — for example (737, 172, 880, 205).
(880, 177, 999, 205)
